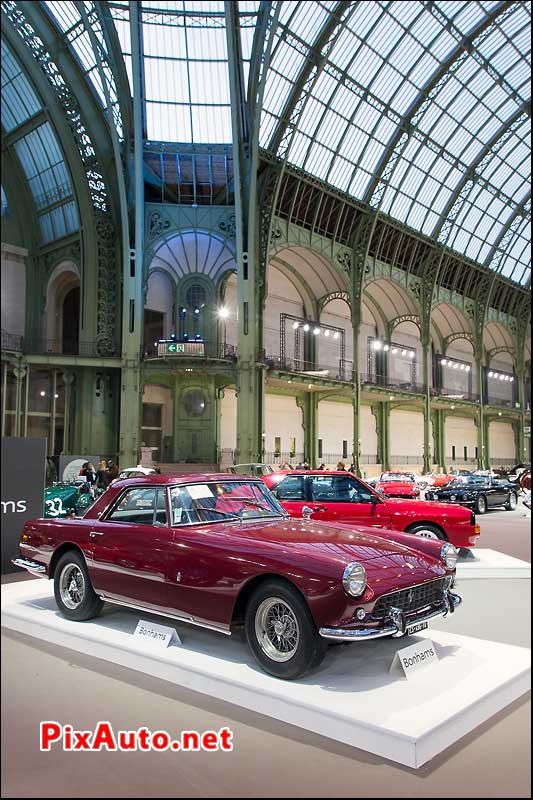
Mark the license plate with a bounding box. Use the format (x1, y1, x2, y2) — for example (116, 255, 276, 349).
(406, 621, 428, 635)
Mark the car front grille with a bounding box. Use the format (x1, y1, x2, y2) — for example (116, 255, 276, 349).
(372, 578, 447, 619)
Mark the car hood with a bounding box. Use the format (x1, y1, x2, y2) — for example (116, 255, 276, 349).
(44, 485, 77, 499)
(230, 517, 444, 573)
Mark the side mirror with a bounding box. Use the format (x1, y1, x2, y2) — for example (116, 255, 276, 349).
(368, 494, 381, 505)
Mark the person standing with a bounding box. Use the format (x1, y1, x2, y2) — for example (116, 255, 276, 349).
(95, 459, 110, 490)
(336, 461, 347, 471)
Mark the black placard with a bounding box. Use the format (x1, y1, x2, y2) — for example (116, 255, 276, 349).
(1, 438, 47, 574)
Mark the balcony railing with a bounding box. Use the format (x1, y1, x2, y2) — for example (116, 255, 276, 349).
(484, 396, 516, 408)
(431, 386, 481, 403)
(361, 373, 426, 394)
(22, 338, 120, 358)
(1, 331, 23, 351)
(260, 353, 353, 382)
(142, 341, 237, 361)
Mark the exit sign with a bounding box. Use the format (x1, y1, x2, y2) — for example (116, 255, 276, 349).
(157, 341, 204, 357)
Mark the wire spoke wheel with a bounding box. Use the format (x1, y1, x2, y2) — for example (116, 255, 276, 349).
(255, 597, 300, 662)
(59, 563, 86, 610)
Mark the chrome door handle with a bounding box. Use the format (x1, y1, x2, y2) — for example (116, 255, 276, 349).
(89, 531, 104, 538)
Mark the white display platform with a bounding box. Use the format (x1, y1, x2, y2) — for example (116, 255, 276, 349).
(2, 580, 530, 769)
(457, 548, 531, 579)
(432, 549, 531, 648)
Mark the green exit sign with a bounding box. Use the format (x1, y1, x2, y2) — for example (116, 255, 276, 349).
(166, 343, 185, 354)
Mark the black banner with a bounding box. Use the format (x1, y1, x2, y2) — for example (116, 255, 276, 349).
(1, 437, 47, 574)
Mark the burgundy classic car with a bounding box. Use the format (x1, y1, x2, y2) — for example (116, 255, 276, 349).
(375, 472, 421, 498)
(13, 474, 461, 680)
(263, 471, 480, 548)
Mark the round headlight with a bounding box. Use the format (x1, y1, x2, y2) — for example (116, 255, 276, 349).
(342, 562, 367, 597)
(440, 543, 458, 570)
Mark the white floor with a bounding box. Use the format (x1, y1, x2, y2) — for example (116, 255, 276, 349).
(2, 580, 530, 770)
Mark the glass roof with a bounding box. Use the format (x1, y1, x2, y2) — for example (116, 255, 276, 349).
(1, 0, 530, 285)
(1, 39, 41, 131)
(1, 40, 78, 244)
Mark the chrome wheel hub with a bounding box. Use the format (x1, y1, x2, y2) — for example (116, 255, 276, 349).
(415, 529, 439, 540)
(255, 597, 300, 663)
(59, 564, 85, 610)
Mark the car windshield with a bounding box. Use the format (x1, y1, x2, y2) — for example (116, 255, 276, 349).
(380, 473, 413, 482)
(448, 476, 488, 488)
(169, 480, 286, 525)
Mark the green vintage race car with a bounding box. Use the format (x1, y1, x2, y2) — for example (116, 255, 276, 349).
(43, 481, 102, 518)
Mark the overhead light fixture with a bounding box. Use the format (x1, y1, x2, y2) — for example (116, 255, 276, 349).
(441, 358, 447, 366)
(401, 349, 407, 356)
(391, 347, 398, 354)
(451, 404, 455, 410)
(193, 308, 200, 315)
(40, 391, 46, 397)
(54, 393, 59, 399)
(389, 395, 395, 401)
(287, 379, 292, 384)
(510, 376, 514, 382)
(303, 323, 310, 332)
(333, 332, 339, 339)
(488, 371, 494, 377)
(453, 363, 459, 369)
(313, 327, 321, 335)
(498, 411, 502, 416)
(218, 306, 229, 319)
(308, 383, 313, 389)
(466, 365, 471, 372)
(383, 344, 390, 352)
(499, 374, 505, 380)
(460, 364, 465, 370)
(409, 351, 415, 359)
(373, 340, 382, 350)
(324, 329, 330, 337)
(292, 321, 299, 330)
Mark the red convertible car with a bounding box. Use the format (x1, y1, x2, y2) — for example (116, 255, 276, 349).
(13, 474, 461, 680)
(263, 471, 480, 549)
(375, 472, 421, 498)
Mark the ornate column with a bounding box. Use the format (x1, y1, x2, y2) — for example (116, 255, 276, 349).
(431, 408, 446, 472)
(12, 362, 27, 437)
(297, 393, 319, 468)
(421, 334, 432, 475)
(371, 401, 390, 471)
(61, 370, 75, 454)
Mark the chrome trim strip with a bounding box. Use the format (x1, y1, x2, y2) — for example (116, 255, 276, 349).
(11, 558, 47, 576)
(319, 593, 462, 641)
(97, 595, 232, 636)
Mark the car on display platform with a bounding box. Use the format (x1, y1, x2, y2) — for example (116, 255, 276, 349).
(227, 463, 274, 477)
(425, 474, 519, 514)
(117, 466, 159, 479)
(13, 474, 461, 680)
(374, 472, 421, 498)
(43, 480, 100, 518)
(423, 472, 455, 488)
(262, 470, 480, 549)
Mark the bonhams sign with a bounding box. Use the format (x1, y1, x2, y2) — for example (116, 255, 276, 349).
(1, 437, 47, 574)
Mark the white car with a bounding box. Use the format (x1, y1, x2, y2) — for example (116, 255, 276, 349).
(118, 466, 158, 479)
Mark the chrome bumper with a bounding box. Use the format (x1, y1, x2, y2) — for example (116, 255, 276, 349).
(319, 592, 462, 641)
(11, 558, 47, 576)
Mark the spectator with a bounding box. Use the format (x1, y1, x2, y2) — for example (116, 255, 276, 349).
(295, 461, 304, 469)
(95, 459, 110, 490)
(80, 462, 96, 486)
(303, 462, 310, 470)
(107, 461, 120, 483)
(318, 463, 327, 470)
(336, 461, 347, 471)
(78, 461, 89, 476)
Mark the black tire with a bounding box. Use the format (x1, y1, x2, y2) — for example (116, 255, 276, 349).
(244, 579, 327, 680)
(54, 550, 104, 621)
(505, 492, 518, 511)
(406, 523, 445, 540)
(475, 495, 488, 515)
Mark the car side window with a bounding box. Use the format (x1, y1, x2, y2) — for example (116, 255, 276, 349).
(106, 488, 157, 525)
(273, 475, 305, 501)
(310, 475, 375, 503)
